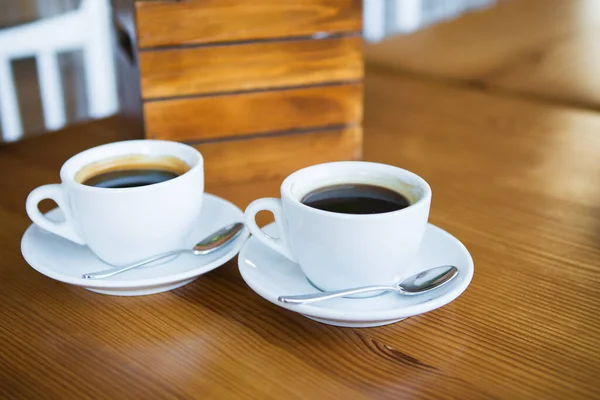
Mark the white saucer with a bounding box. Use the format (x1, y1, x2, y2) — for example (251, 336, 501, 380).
(21, 193, 248, 296)
(238, 223, 474, 327)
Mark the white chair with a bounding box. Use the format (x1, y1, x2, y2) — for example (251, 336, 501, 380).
(363, 0, 497, 43)
(0, 0, 118, 142)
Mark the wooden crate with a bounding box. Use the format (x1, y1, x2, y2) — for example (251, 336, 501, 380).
(112, 0, 364, 186)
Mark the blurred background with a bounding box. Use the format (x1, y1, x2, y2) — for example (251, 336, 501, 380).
(0, 0, 115, 141)
(0, 0, 497, 143)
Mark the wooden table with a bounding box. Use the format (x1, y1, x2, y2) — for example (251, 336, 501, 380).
(3, 6, 600, 395)
(2, 67, 600, 398)
(366, 0, 600, 110)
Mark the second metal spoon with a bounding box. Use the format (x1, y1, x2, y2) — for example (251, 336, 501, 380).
(82, 222, 244, 280)
(278, 265, 459, 305)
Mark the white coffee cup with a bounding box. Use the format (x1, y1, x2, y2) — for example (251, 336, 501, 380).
(244, 161, 431, 291)
(26, 140, 204, 266)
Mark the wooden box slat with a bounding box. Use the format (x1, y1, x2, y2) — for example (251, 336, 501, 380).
(135, 0, 362, 48)
(144, 83, 363, 141)
(199, 126, 362, 185)
(139, 36, 363, 99)
(112, 0, 363, 183)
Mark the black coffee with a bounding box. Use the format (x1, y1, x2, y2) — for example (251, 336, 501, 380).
(82, 169, 181, 188)
(77, 155, 190, 189)
(301, 184, 410, 215)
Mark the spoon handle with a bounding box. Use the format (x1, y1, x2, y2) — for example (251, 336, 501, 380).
(82, 249, 188, 279)
(278, 285, 398, 305)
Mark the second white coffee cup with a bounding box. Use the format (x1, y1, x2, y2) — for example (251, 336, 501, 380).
(244, 161, 432, 291)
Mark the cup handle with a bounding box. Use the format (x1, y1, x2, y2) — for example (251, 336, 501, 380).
(26, 184, 86, 245)
(244, 198, 297, 263)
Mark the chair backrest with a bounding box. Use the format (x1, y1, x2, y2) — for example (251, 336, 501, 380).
(0, 0, 117, 142)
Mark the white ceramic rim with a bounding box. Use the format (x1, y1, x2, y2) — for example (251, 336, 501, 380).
(280, 161, 432, 220)
(238, 222, 474, 321)
(21, 194, 247, 289)
(59, 140, 204, 194)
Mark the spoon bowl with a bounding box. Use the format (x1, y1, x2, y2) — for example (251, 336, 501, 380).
(191, 223, 245, 255)
(398, 265, 458, 294)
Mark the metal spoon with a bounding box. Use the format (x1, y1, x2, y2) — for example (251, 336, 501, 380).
(81, 222, 245, 280)
(278, 265, 458, 305)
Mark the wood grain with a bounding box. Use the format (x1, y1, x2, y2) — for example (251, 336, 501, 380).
(139, 36, 363, 99)
(144, 83, 363, 141)
(134, 0, 362, 48)
(366, 0, 600, 108)
(2, 66, 600, 398)
(199, 126, 361, 186)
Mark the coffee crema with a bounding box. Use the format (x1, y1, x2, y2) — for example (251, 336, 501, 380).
(75, 155, 191, 189)
(301, 184, 411, 215)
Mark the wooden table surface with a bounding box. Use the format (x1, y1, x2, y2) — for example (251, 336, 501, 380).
(366, 0, 600, 110)
(2, 2, 600, 395)
(2, 66, 600, 398)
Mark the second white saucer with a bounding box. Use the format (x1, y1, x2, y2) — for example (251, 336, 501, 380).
(239, 222, 474, 327)
(21, 193, 248, 296)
